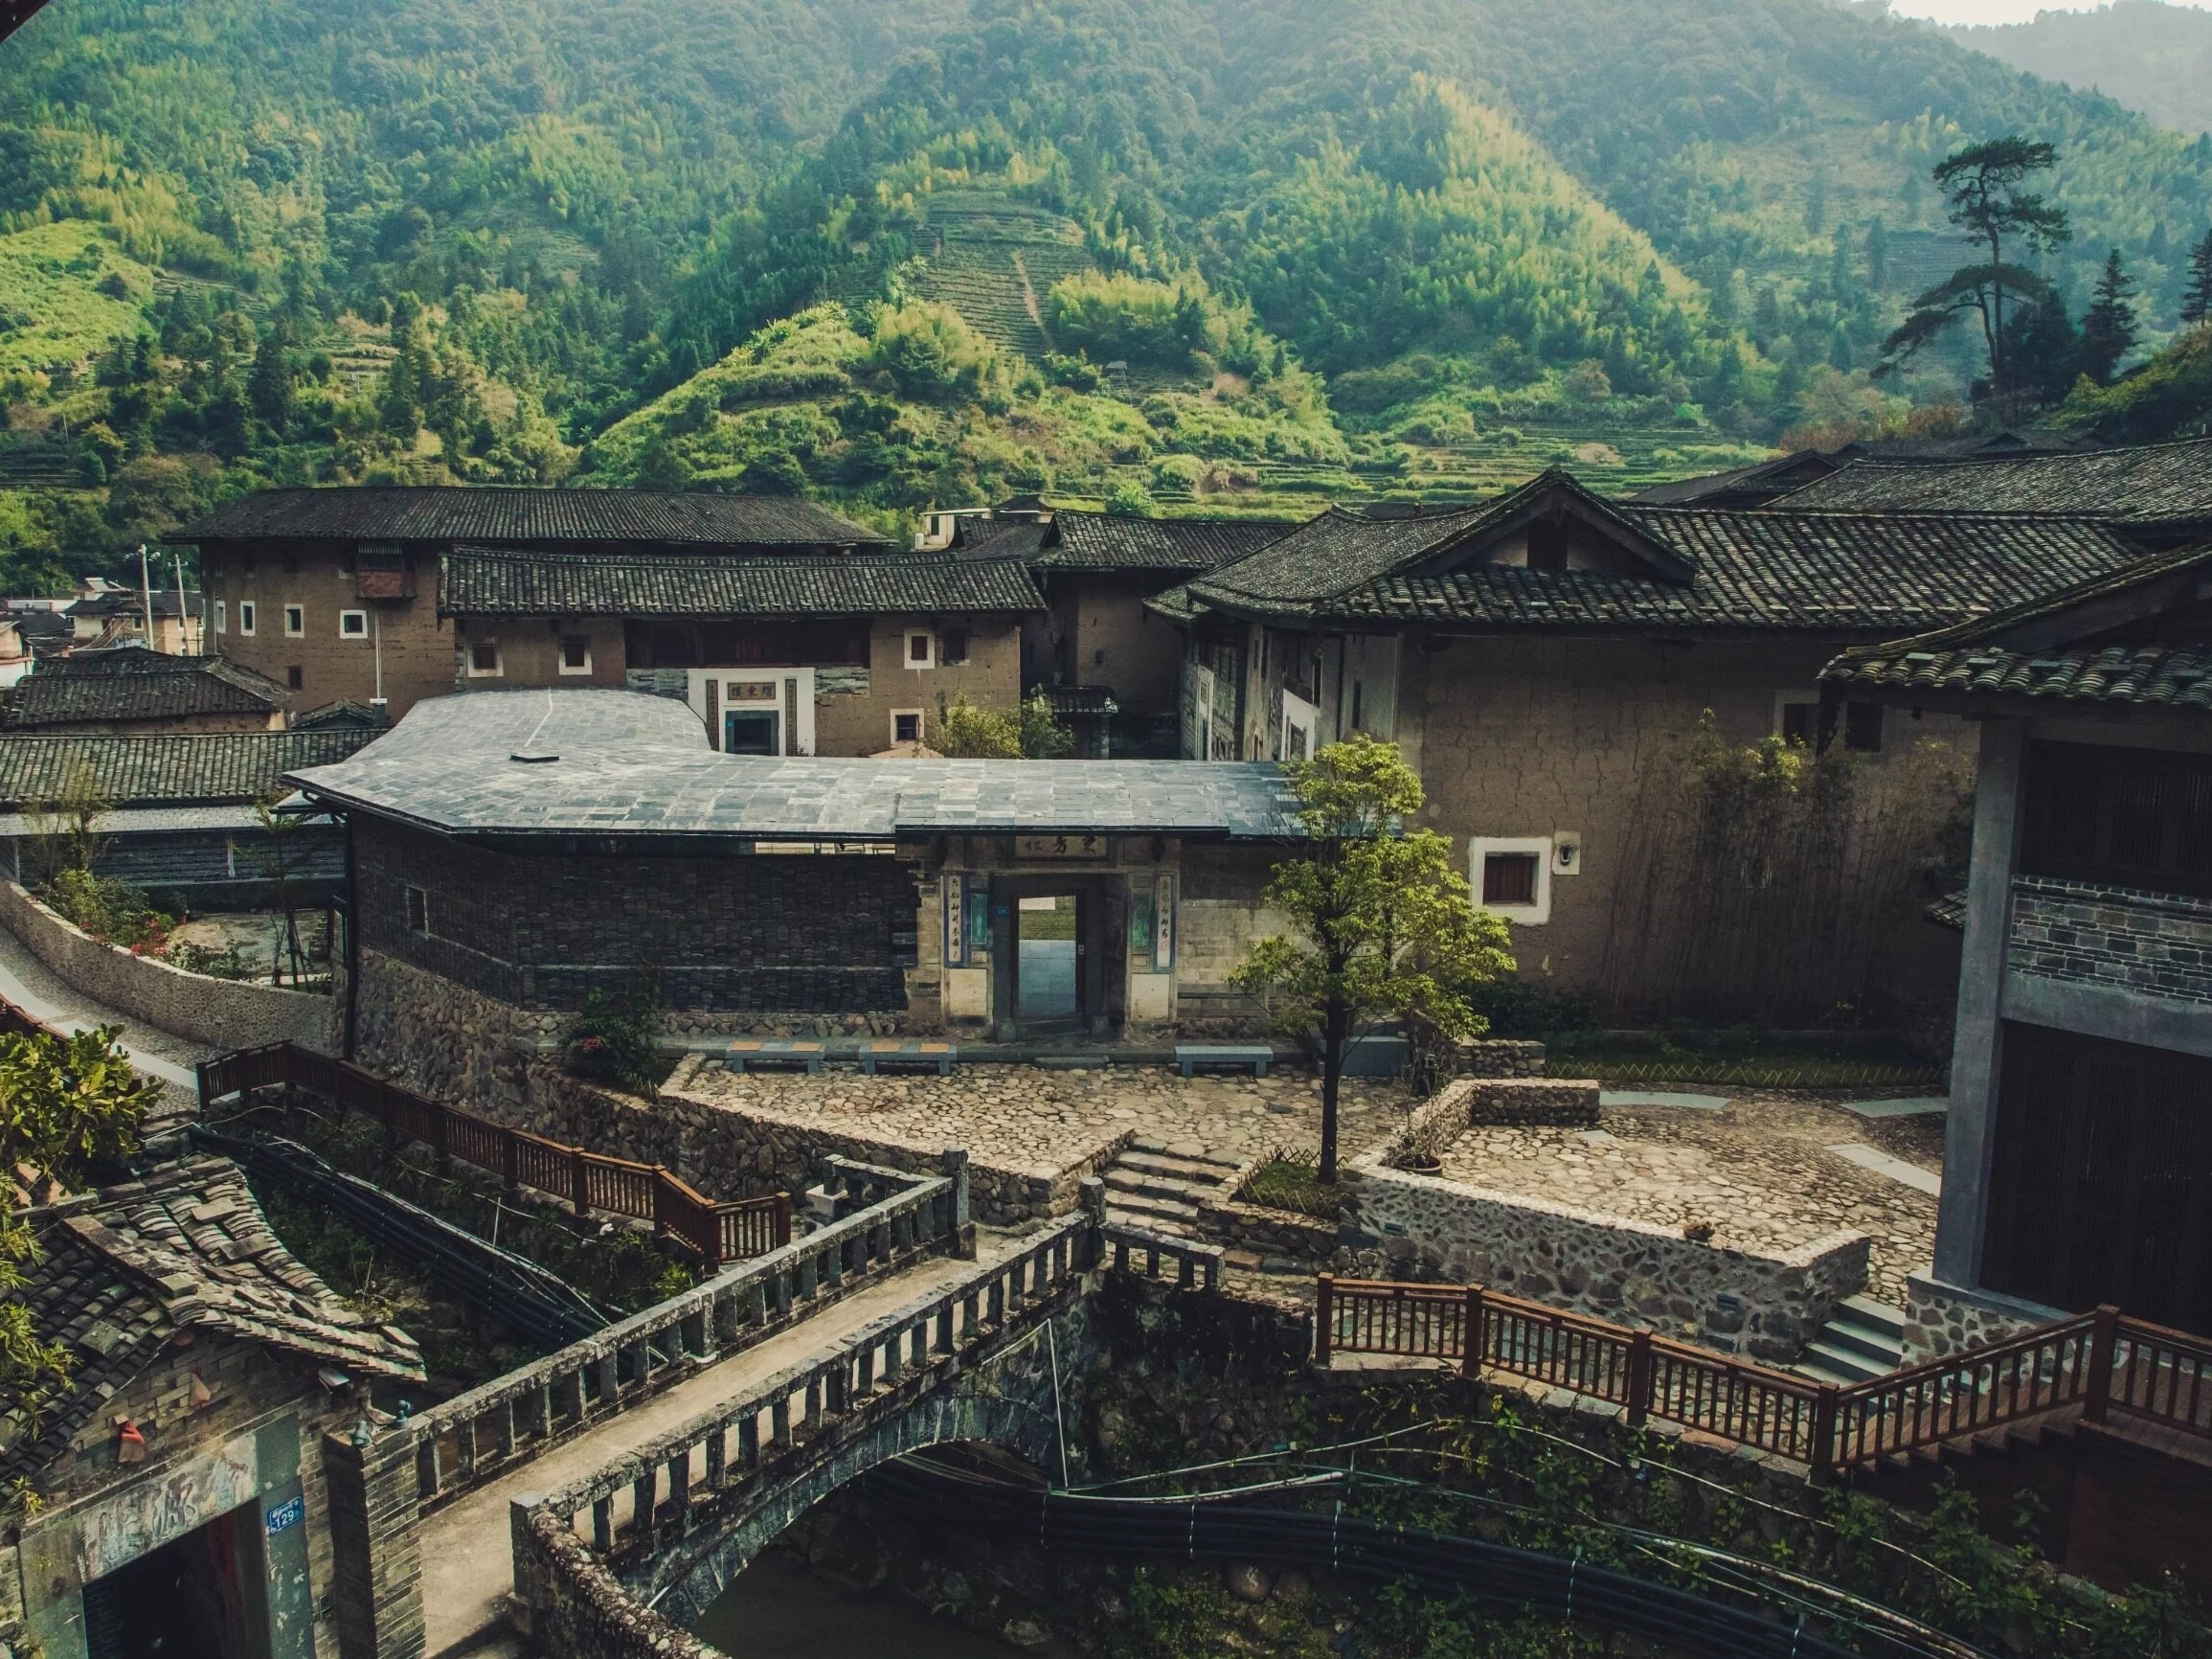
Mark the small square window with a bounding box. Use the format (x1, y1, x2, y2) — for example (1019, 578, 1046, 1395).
(1482, 852, 1538, 906)
(906, 630, 934, 669)
(214, 600, 228, 634)
(892, 710, 923, 745)
(1779, 701, 1817, 747)
(404, 885, 430, 935)
(284, 605, 304, 637)
(237, 601, 256, 636)
(558, 635, 593, 674)
(339, 609, 368, 638)
(467, 640, 502, 677)
(939, 627, 970, 666)
(1843, 700, 1884, 753)
(286, 666, 303, 691)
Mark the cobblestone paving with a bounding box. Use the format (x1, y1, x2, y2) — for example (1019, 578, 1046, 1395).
(683, 1062, 1411, 1177)
(1439, 1091, 1942, 1304)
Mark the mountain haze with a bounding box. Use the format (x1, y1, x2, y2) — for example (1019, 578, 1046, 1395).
(1949, 1, 2212, 137)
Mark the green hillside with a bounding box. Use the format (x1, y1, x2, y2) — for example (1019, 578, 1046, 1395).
(2, 0, 2209, 579)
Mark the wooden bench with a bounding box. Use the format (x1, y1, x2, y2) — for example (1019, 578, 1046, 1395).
(725, 1039, 824, 1075)
(859, 1039, 957, 1077)
(1176, 1043, 1273, 1079)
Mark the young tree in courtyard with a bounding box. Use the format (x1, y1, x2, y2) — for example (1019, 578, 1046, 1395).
(1878, 137, 2070, 411)
(1232, 735, 1513, 1183)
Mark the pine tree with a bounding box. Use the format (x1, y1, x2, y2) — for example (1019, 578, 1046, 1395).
(2077, 247, 2140, 386)
(2182, 228, 2212, 328)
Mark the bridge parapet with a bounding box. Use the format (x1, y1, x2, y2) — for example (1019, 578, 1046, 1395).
(511, 1214, 1099, 1658)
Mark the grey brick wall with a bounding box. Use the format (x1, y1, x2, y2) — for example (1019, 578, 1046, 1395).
(2007, 875, 2212, 1007)
(356, 819, 916, 1013)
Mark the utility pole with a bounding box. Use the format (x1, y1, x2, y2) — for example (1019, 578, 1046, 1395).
(172, 552, 192, 655)
(137, 543, 156, 652)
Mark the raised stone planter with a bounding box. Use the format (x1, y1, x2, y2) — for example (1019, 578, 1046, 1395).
(0, 881, 333, 1053)
(1336, 1146, 1868, 1363)
(1460, 1038, 1546, 1078)
(1466, 1078, 1600, 1126)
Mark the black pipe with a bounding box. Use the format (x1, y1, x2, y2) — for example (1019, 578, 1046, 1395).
(863, 1459, 1876, 1659)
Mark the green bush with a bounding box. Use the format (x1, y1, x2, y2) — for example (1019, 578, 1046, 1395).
(1466, 978, 1602, 1036)
(1046, 270, 1215, 367)
(41, 868, 173, 954)
(560, 980, 669, 1098)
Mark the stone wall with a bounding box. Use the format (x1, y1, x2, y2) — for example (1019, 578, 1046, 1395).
(1901, 1270, 2054, 1363)
(1460, 1039, 1546, 1078)
(1336, 1149, 1868, 1363)
(2007, 876, 2212, 1006)
(1464, 1078, 1600, 1126)
(0, 880, 333, 1052)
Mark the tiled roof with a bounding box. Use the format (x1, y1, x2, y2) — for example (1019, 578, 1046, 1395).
(0, 729, 377, 807)
(1039, 511, 1298, 573)
(287, 688, 1298, 839)
(1771, 437, 2212, 525)
(952, 520, 1053, 561)
(177, 487, 892, 548)
(1186, 474, 2141, 634)
(1629, 452, 1840, 506)
(3, 1158, 422, 1486)
(10, 650, 289, 727)
(1821, 544, 2212, 712)
(1926, 890, 1968, 932)
(440, 549, 1042, 617)
(289, 699, 392, 732)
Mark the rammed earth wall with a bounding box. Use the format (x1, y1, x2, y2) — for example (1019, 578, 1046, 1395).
(1336, 1147, 1867, 1363)
(0, 880, 333, 1052)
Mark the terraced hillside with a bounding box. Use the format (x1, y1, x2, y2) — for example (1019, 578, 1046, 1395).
(908, 193, 1094, 362)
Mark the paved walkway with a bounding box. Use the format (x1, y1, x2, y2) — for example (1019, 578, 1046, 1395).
(416, 1234, 1033, 1657)
(0, 921, 213, 1107)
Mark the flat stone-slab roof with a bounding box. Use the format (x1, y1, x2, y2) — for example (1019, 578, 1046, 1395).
(286, 688, 1298, 842)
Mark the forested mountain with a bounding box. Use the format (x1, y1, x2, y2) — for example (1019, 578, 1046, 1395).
(1949, 1, 2212, 139)
(3, 0, 2210, 580)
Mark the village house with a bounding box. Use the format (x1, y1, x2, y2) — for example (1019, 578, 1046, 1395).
(0, 727, 373, 907)
(7, 648, 291, 736)
(177, 487, 903, 725)
(279, 689, 1296, 1101)
(1822, 544, 2212, 1352)
(1, 1157, 422, 1659)
(1156, 469, 2150, 1021)
(953, 506, 1298, 753)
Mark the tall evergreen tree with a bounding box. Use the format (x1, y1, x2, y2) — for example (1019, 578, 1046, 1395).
(2182, 228, 2212, 328)
(2077, 247, 2140, 386)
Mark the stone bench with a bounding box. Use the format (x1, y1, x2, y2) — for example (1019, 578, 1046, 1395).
(724, 1038, 825, 1075)
(859, 1039, 957, 1076)
(1466, 1078, 1601, 1126)
(1177, 1043, 1273, 1079)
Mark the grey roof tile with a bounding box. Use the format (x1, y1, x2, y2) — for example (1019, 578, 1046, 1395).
(440, 549, 1042, 617)
(287, 688, 1298, 839)
(10, 649, 290, 728)
(0, 729, 376, 807)
(1772, 437, 2212, 525)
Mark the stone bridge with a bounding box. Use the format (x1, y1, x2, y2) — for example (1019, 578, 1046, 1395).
(321, 1150, 1220, 1659)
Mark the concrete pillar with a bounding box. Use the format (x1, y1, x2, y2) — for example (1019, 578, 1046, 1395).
(323, 1428, 425, 1659)
(1934, 716, 2025, 1290)
(941, 1145, 975, 1259)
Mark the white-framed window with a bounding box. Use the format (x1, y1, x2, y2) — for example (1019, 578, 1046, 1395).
(892, 708, 924, 745)
(1470, 835, 1553, 926)
(557, 634, 593, 675)
(339, 609, 368, 639)
(283, 604, 305, 637)
(237, 601, 256, 636)
(466, 639, 503, 678)
(905, 629, 935, 670)
(214, 600, 228, 634)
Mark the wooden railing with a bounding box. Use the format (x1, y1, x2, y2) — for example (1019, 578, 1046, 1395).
(198, 1041, 789, 1271)
(1317, 1277, 2212, 1478)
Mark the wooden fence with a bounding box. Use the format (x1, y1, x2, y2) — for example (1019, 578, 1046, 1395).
(1316, 1276, 2212, 1479)
(198, 1041, 788, 1270)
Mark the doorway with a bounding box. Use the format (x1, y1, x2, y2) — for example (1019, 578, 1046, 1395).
(993, 875, 1127, 1040)
(82, 1501, 266, 1659)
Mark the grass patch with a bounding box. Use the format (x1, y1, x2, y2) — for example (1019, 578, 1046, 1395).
(1234, 1148, 1342, 1219)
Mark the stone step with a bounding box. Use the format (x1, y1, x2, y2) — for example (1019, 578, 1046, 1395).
(1105, 1193, 1203, 1229)
(1125, 1136, 1244, 1172)
(1105, 1204, 1198, 1238)
(1798, 1338, 1893, 1385)
(1117, 1148, 1237, 1186)
(1104, 1169, 1222, 1204)
(1819, 1316, 1907, 1368)
(1837, 1294, 1910, 1341)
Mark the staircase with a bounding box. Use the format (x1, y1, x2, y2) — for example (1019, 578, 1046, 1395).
(1796, 1294, 1908, 1385)
(1101, 1137, 1241, 1237)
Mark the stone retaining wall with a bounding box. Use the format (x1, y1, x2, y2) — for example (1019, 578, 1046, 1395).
(1461, 1039, 1546, 1078)
(1465, 1078, 1600, 1126)
(0, 880, 333, 1053)
(1336, 1148, 1867, 1363)
(1901, 1271, 2053, 1362)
